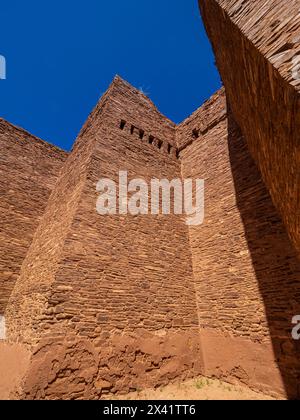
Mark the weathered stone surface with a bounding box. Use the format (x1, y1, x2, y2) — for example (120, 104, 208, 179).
(2, 2, 300, 397)
(4, 77, 203, 399)
(0, 120, 67, 313)
(17, 329, 202, 400)
(1, 71, 299, 399)
(199, 0, 300, 256)
(177, 88, 300, 399)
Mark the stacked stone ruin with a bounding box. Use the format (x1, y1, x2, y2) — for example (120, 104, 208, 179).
(0, 0, 299, 399)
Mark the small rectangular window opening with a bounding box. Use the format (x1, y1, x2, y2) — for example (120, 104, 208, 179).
(130, 125, 135, 135)
(193, 129, 200, 139)
(139, 129, 145, 140)
(120, 120, 126, 130)
(168, 144, 173, 154)
(149, 135, 155, 145)
(157, 140, 163, 150)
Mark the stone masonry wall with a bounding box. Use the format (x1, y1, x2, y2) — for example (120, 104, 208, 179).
(2, 68, 299, 398)
(5, 81, 114, 346)
(199, 0, 300, 257)
(0, 120, 67, 313)
(5, 77, 202, 400)
(177, 89, 300, 399)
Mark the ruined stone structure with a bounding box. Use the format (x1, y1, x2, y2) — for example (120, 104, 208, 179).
(199, 0, 300, 256)
(0, 120, 67, 314)
(0, 0, 299, 400)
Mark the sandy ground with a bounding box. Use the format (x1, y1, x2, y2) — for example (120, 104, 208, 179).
(111, 377, 280, 401)
(0, 343, 31, 400)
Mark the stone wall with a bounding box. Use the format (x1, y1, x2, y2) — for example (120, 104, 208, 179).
(0, 119, 67, 313)
(177, 89, 300, 399)
(5, 77, 202, 400)
(198, 0, 300, 257)
(1, 62, 299, 398)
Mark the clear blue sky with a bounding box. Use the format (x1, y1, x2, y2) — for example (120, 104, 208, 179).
(0, 0, 221, 151)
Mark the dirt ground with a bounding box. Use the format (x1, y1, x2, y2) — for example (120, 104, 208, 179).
(0, 343, 31, 400)
(111, 377, 281, 401)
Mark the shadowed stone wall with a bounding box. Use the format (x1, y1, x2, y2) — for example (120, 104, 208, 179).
(199, 0, 300, 257)
(177, 89, 300, 399)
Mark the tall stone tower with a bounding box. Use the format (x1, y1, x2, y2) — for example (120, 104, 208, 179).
(3, 77, 202, 399)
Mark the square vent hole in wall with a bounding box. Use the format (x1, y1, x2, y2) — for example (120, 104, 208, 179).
(0, 315, 6, 340)
(139, 129, 145, 140)
(193, 129, 200, 139)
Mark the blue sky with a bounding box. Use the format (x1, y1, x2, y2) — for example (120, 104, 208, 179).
(0, 0, 221, 151)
